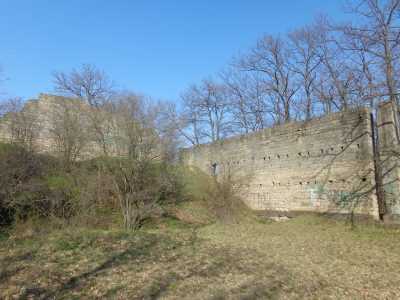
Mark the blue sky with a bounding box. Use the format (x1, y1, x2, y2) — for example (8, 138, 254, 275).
(0, 0, 347, 102)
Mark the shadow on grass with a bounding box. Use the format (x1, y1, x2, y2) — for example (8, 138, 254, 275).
(18, 233, 162, 299)
(15, 229, 302, 299)
(0, 249, 37, 284)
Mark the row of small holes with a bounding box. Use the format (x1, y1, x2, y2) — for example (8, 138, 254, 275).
(229, 145, 360, 165)
(269, 178, 366, 186)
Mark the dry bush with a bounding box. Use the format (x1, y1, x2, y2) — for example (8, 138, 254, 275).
(0, 98, 41, 152)
(0, 143, 45, 226)
(0, 139, 184, 232)
(202, 161, 253, 223)
(86, 91, 183, 230)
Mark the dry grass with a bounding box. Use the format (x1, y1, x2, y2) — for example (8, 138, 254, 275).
(1, 215, 400, 299)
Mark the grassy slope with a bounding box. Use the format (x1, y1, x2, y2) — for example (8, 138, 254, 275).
(1, 216, 400, 299)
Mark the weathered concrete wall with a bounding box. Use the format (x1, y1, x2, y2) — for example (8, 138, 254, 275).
(180, 107, 380, 218)
(377, 102, 400, 220)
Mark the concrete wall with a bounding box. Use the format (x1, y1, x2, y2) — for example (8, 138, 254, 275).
(180, 107, 380, 218)
(377, 102, 400, 220)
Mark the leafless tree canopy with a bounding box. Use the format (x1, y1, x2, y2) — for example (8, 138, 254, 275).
(339, 0, 400, 137)
(49, 98, 88, 170)
(180, 77, 233, 146)
(178, 0, 400, 146)
(53, 63, 115, 106)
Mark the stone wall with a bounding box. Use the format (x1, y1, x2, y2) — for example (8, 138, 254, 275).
(180, 106, 380, 218)
(0, 93, 89, 154)
(377, 102, 400, 222)
(0, 93, 166, 161)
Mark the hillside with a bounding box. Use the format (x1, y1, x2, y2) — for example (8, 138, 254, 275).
(1, 216, 400, 299)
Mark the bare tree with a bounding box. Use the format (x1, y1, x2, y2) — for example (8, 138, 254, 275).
(53, 63, 115, 106)
(49, 98, 88, 170)
(305, 17, 360, 113)
(153, 100, 182, 161)
(237, 34, 300, 124)
(316, 45, 357, 112)
(180, 77, 233, 145)
(52, 64, 117, 156)
(94, 92, 167, 229)
(339, 0, 400, 136)
(351, 38, 380, 108)
(221, 68, 272, 133)
(288, 22, 323, 119)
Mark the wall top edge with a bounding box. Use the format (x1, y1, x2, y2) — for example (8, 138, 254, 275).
(181, 106, 373, 152)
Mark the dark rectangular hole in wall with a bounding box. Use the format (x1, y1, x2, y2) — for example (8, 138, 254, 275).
(321, 149, 324, 153)
(278, 183, 281, 186)
(328, 180, 333, 183)
(263, 157, 266, 160)
(272, 182, 275, 186)
(341, 146, 344, 151)
(307, 151, 310, 156)
(268, 156, 271, 160)
(330, 147, 334, 152)
(298, 152, 301, 157)
(362, 177, 366, 182)
(299, 182, 302, 185)
(277, 155, 280, 159)
(357, 144, 360, 148)
(287, 154, 289, 158)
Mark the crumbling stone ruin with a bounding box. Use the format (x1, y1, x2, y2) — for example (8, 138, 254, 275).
(180, 104, 400, 222)
(0, 93, 165, 161)
(0, 93, 89, 154)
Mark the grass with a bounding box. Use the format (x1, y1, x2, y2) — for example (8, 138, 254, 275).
(1, 215, 400, 299)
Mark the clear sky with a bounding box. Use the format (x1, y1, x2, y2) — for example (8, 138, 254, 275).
(0, 0, 348, 102)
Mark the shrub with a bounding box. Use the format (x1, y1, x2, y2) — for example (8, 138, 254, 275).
(0, 142, 185, 230)
(0, 142, 45, 226)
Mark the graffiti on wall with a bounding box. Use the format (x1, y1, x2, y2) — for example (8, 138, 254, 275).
(253, 193, 271, 206)
(307, 184, 364, 208)
(307, 186, 319, 207)
(382, 182, 400, 214)
(384, 182, 397, 194)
